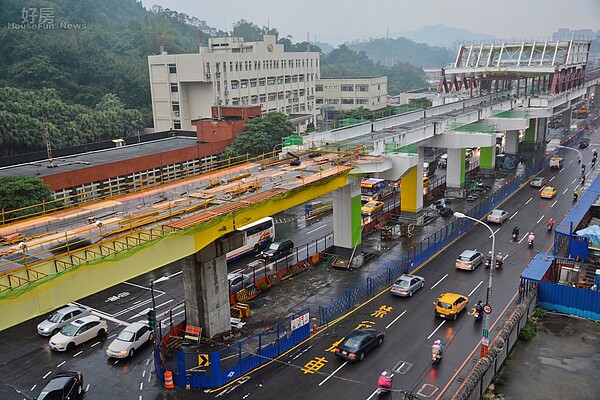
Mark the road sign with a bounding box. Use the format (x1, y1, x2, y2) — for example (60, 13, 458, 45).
(198, 354, 210, 367)
(481, 337, 490, 347)
(483, 304, 492, 314)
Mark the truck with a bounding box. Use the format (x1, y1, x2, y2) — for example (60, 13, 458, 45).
(549, 156, 564, 169)
(360, 178, 394, 202)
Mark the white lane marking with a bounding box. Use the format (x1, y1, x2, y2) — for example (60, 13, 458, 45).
(31, 384, 37, 391)
(123, 281, 166, 295)
(562, 188, 569, 194)
(525, 197, 532, 205)
(367, 390, 379, 400)
(430, 274, 448, 290)
(319, 361, 347, 386)
(73, 350, 83, 357)
(154, 271, 182, 284)
(572, 178, 577, 184)
(56, 361, 66, 368)
(142, 370, 146, 378)
(551, 200, 558, 208)
(91, 341, 100, 347)
(148, 372, 152, 383)
(114, 359, 119, 365)
(537, 215, 545, 224)
(292, 344, 313, 360)
(549, 176, 555, 182)
(113, 294, 166, 317)
(129, 307, 152, 321)
(386, 310, 407, 329)
(538, 187, 544, 192)
(307, 224, 326, 235)
(509, 211, 518, 220)
(108, 333, 117, 339)
(489, 228, 500, 239)
(43, 371, 52, 379)
(519, 234, 528, 244)
(86, 384, 90, 392)
(469, 281, 484, 297)
(503, 254, 509, 262)
(427, 321, 446, 340)
(146, 358, 151, 366)
(140, 382, 143, 390)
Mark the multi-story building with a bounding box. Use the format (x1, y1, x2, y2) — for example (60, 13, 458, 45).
(315, 77, 387, 112)
(148, 35, 320, 133)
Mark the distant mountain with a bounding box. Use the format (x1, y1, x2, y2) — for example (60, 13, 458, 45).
(393, 24, 496, 49)
(346, 37, 453, 69)
(315, 41, 334, 53)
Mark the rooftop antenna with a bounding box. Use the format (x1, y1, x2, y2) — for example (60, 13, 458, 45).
(198, 25, 203, 53)
(43, 116, 55, 168)
(306, 32, 310, 51)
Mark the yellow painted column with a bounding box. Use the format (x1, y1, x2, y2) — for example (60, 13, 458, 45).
(400, 166, 419, 213)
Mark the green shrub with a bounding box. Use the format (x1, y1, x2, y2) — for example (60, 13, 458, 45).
(519, 320, 537, 341)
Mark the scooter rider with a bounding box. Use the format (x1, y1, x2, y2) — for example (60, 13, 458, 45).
(512, 226, 520, 241)
(548, 218, 554, 230)
(574, 189, 579, 202)
(528, 232, 536, 246)
(475, 300, 483, 321)
(495, 252, 504, 268)
(377, 370, 392, 391)
(432, 340, 444, 361)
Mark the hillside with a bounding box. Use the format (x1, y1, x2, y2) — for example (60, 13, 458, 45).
(346, 37, 453, 68)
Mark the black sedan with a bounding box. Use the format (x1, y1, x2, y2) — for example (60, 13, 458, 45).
(37, 370, 84, 399)
(333, 328, 384, 361)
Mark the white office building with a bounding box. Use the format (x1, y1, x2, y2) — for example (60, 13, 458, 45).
(148, 35, 320, 132)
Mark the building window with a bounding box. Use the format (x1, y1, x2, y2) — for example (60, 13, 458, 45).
(174, 121, 181, 129)
(230, 62, 233, 72)
(299, 89, 305, 97)
(168, 64, 177, 74)
(277, 76, 284, 84)
(260, 94, 266, 103)
(325, 99, 339, 105)
(231, 80, 239, 89)
(315, 84, 323, 92)
(170, 83, 178, 93)
(356, 98, 369, 104)
(357, 85, 369, 92)
(285, 75, 291, 84)
(341, 85, 354, 92)
(316, 98, 323, 104)
(232, 98, 239, 105)
(268, 93, 276, 101)
(299, 74, 305, 82)
(341, 99, 354, 104)
(240, 80, 248, 89)
(250, 79, 257, 87)
(251, 96, 258, 104)
(278, 92, 284, 100)
(267, 77, 275, 85)
(259, 78, 266, 86)
(172, 103, 180, 111)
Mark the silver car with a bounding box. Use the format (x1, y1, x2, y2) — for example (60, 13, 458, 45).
(106, 321, 153, 358)
(37, 305, 91, 336)
(390, 274, 425, 297)
(455, 249, 484, 271)
(49, 315, 108, 352)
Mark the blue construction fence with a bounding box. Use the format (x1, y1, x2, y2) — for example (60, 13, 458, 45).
(318, 157, 548, 325)
(154, 308, 311, 389)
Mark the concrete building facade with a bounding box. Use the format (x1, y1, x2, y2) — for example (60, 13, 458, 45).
(315, 77, 388, 112)
(148, 35, 320, 133)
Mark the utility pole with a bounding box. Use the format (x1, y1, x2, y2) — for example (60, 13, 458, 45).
(43, 116, 55, 168)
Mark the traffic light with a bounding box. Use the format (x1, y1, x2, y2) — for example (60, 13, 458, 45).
(147, 309, 156, 329)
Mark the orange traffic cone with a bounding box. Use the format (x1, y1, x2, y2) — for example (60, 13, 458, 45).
(164, 370, 174, 389)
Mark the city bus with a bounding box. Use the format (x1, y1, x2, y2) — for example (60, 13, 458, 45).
(361, 178, 394, 202)
(226, 217, 275, 261)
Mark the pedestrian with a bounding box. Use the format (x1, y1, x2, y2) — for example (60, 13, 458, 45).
(591, 283, 598, 292)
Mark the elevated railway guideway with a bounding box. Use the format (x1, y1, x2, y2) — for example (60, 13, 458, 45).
(0, 150, 370, 331)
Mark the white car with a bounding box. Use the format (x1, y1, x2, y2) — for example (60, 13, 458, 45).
(37, 305, 91, 337)
(106, 321, 153, 358)
(49, 315, 108, 352)
(486, 209, 509, 224)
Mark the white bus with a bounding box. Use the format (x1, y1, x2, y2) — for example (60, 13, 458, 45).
(226, 217, 275, 261)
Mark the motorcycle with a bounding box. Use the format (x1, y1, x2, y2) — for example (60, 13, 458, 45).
(528, 238, 534, 248)
(375, 373, 394, 397)
(495, 254, 504, 269)
(432, 343, 445, 365)
(512, 232, 519, 242)
(547, 222, 554, 231)
(574, 194, 579, 203)
(484, 256, 492, 268)
(471, 306, 483, 322)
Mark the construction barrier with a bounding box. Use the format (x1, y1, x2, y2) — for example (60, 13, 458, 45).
(164, 370, 174, 389)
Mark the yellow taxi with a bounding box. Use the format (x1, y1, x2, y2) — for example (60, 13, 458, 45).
(540, 186, 558, 199)
(433, 292, 469, 319)
(361, 200, 384, 216)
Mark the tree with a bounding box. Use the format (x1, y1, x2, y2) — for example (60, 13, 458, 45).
(0, 176, 60, 219)
(223, 113, 295, 158)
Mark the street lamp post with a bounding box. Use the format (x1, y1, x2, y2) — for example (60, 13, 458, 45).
(454, 212, 495, 358)
(555, 145, 582, 162)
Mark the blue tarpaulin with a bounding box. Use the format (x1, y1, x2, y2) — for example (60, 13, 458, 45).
(576, 225, 600, 247)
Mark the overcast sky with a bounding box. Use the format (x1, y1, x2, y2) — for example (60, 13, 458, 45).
(139, 0, 599, 45)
